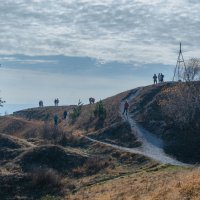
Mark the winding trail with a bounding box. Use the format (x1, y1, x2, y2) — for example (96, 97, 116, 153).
(86, 88, 190, 166)
(120, 88, 188, 166)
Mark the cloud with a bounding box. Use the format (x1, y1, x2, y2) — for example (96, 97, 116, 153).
(0, 0, 199, 65)
(0, 55, 57, 64)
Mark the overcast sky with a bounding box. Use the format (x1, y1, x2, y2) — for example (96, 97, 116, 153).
(0, 0, 200, 113)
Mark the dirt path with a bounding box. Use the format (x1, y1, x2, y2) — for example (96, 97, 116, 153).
(87, 88, 190, 166)
(120, 88, 189, 166)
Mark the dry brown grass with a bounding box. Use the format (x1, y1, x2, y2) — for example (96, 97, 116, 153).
(13, 105, 74, 122)
(2, 86, 200, 200)
(0, 116, 43, 138)
(40, 123, 68, 144)
(0, 168, 12, 176)
(30, 168, 62, 189)
(67, 167, 200, 200)
(72, 156, 109, 177)
(0, 89, 130, 143)
(62, 90, 130, 133)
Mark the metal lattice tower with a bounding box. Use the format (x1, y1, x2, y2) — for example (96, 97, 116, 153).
(173, 42, 187, 81)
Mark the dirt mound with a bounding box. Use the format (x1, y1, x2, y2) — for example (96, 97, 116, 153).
(0, 116, 43, 139)
(0, 149, 24, 162)
(0, 117, 27, 135)
(0, 133, 31, 149)
(14, 145, 87, 172)
(88, 122, 141, 148)
(0, 134, 32, 162)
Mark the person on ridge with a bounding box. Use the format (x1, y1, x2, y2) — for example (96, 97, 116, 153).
(153, 74, 157, 84)
(123, 100, 129, 116)
(160, 73, 164, 82)
(158, 73, 161, 83)
(56, 98, 59, 106)
(63, 110, 68, 120)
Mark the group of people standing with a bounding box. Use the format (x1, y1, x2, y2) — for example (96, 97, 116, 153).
(54, 98, 59, 106)
(153, 73, 164, 84)
(38, 98, 60, 107)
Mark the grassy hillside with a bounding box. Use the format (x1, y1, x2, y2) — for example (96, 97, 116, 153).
(129, 82, 200, 163)
(68, 166, 200, 200)
(0, 89, 147, 199)
(12, 90, 129, 132)
(0, 131, 158, 199)
(0, 83, 200, 199)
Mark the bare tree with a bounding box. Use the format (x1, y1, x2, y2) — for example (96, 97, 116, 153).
(185, 58, 200, 81)
(0, 98, 5, 107)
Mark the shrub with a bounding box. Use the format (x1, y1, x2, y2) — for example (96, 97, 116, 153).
(73, 156, 108, 177)
(93, 100, 107, 129)
(94, 100, 107, 120)
(157, 82, 200, 162)
(158, 82, 200, 131)
(30, 168, 62, 189)
(0, 98, 5, 107)
(41, 123, 67, 145)
(69, 103, 83, 124)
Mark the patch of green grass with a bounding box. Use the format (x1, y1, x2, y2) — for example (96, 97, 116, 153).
(155, 164, 191, 172)
(40, 195, 61, 200)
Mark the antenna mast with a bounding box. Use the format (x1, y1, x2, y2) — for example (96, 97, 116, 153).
(173, 42, 187, 81)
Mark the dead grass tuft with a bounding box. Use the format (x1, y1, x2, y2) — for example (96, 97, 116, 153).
(30, 168, 62, 189)
(40, 123, 67, 144)
(73, 156, 109, 177)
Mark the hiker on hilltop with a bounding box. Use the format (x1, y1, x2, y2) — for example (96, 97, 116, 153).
(63, 110, 68, 120)
(153, 74, 157, 84)
(39, 100, 43, 107)
(54, 114, 58, 126)
(160, 73, 164, 82)
(158, 73, 161, 83)
(123, 100, 129, 116)
(89, 97, 95, 104)
(54, 98, 59, 106)
(56, 98, 59, 106)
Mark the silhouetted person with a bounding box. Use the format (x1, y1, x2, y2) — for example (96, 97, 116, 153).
(89, 97, 95, 104)
(158, 73, 161, 83)
(153, 74, 157, 84)
(54, 114, 58, 126)
(160, 73, 164, 82)
(54, 98, 59, 106)
(123, 100, 129, 116)
(63, 110, 67, 119)
(39, 100, 43, 107)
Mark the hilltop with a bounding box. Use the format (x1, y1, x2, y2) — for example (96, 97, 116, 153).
(0, 82, 200, 199)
